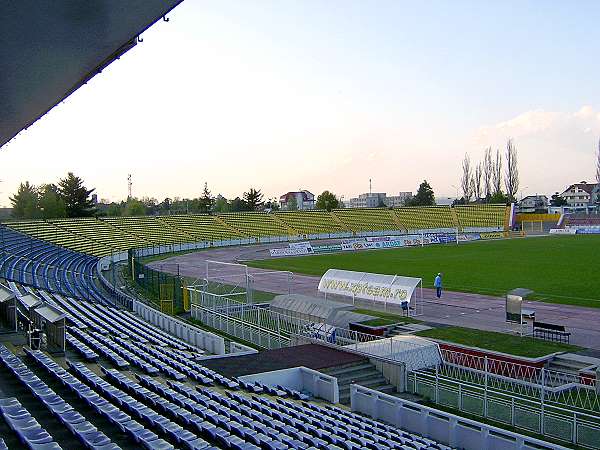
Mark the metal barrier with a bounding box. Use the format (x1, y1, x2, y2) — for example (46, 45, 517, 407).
(190, 290, 441, 369)
(406, 350, 600, 448)
(351, 384, 573, 450)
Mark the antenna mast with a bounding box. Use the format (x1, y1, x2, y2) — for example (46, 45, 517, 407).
(127, 174, 132, 200)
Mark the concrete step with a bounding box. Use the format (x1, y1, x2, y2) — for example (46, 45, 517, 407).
(335, 368, 387, 383)
(322, 363, 375, 377)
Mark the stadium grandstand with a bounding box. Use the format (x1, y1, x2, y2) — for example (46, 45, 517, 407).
(2, 205, 511, 255)
(0, 3, 573, 449)
(332, 208, 401, 233)
(274, 210, 349, 235)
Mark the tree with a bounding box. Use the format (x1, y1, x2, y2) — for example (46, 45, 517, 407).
(58, 172, 96, 217)
(199, 182, 214, 213)
(550, 192, 567, 207)
(492, 149, 502, 195)
(243, 188, 264, 211)
(406, 180, 435, 206)
(38, 184, 66, 219)
(229, 197, 248, 212)
(286, 195, 298, 211)
(124, 198, 146, 216)
(106, 203, 123, 217)
(489, 191, 509, 204)
(315, 191, 340, 211)
(10, 182, 40, 219)
(472, 163, 483, 202)
(596, 138, 600, 185)
(504, 139, 519, 202)
(213, 195, 230, 213)
(460, 154, 472, 203)
(483, 147, 493, 200)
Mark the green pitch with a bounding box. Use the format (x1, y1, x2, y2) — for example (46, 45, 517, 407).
(246, 235, 600, 308)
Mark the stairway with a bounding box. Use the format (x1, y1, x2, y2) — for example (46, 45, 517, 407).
(546, 354, 599, 387)
(321, 360, 396, 404)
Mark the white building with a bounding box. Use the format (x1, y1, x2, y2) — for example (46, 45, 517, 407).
(348, 192, 412, 208)
(518, 195, 548, 213)
(384, 192, 412, 207)
(348, 193, 386, 208)
(279, 190, 315, 210)
(560, 181, 598, 210)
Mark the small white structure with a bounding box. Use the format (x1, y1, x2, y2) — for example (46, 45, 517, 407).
(318, 269, 422, 315)
(348, 335, 441, 371)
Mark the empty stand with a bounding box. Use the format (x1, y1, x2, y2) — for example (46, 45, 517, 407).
(393, 206, 456, 231)
(217, 212, 290, 238)
(160, 214, 244, 242)
(0, 226, 110, 305)
(332, 208, 401, 232)
(454, 204, 507, 230)
(274, 210, 349, 235)
(103, 216, 194, 246)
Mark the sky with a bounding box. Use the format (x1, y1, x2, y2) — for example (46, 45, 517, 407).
(2, 0, 600, 207)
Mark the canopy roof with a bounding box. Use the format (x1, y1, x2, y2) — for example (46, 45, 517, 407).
(318, 269, 421, 305)
(17, 294, 42, 310)
(0, 286, 15, 304)
(0, 0, 184, 149)
(34, 304, 67, 324)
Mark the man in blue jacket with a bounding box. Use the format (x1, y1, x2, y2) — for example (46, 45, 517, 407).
(434, 273, 443, 298)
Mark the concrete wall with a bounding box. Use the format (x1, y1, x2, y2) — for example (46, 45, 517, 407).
(133, 300, 225, 355)
(350, 384, 568, 450)
(239, 366, 340, 404)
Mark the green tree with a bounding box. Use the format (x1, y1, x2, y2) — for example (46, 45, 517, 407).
(106, 203, 123, 217)
(406, 180, 435, 206)
(489, 191, 509, 204)
(243, 188, 264, 211)
(58, 172, 96, 217)
(10, 182, 40, 219)
(286, 195, 298, 211)
(315, 191, 340, 211)
(38, 184, 66, 219)
(229, 197, 248, 212)
(213, 195, 230, 213)
(199, 182, 214, 213)
(550, 192, 567, 207)
(124, 198, 146, 216)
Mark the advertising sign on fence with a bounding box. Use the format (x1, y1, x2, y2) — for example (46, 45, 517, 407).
(269, 243, 314, 256)
(549, 228, 577, 235)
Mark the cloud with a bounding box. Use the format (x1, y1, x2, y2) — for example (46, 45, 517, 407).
(473, 106, 600, 148)
(469, 106, 600, 195)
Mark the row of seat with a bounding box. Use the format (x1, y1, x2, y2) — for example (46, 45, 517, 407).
(0, 343, 119, 449)
(4, 205, 509, 256)
(0, 227, 111, 305)
(0, 396, 62, 450)
(68, 361, 216, 449)
(25, 348, 184, 450)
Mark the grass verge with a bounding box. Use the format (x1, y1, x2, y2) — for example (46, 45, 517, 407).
(415, 326, 581, 358)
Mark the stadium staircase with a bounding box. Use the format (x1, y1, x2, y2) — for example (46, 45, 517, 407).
(213, 214, 251, 238)
(321, 361, 397, 404)
(269, 213, 299, 236)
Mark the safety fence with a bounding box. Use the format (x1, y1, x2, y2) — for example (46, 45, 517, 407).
(128, 249, 189, 314)
(406, 349, 600, 448)
(189, 290, 441, 370)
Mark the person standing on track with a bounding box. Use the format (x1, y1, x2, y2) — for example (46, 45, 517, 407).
(434, 273, 443, 298)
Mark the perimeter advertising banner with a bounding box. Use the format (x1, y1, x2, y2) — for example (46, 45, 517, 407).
(318, 268, 421, 305)
(269, 241, 314, 257)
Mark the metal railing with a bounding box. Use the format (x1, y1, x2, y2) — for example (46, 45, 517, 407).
(189, 290, 438, 367)
(406, 349, 600, 448)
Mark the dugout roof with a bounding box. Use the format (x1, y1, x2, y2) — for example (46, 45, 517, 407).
(0, 0, 184, 150)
